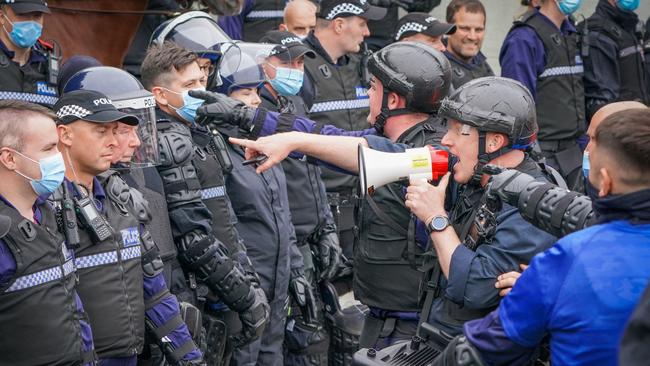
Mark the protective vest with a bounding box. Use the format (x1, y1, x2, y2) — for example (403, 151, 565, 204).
(355, 119, 443, 312)
(243, 0, 286, 42)
(584, 14, 649, 104)
(74, 176, 145, 359)
(190, 126, 241, 254)
(513, 11, 585, 141)
(0, 42, 58, 107)
(260, 89, 330, 242)
(0, 200, 90, 366)
(430, 157, 547, 331)
(304, 33, 370, 193)
(447, 53, 494, 89)
(121, 167, 179, 281)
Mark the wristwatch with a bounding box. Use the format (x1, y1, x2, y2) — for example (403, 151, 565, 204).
(426, 215, 450, 234)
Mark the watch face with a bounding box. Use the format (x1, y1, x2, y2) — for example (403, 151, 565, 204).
(432, 216, 449, 231)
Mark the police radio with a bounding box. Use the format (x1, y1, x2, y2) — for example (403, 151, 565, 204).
(209, 131, 234, 174)
(73, 184, 114, 243)
(60, 183, 80, 250)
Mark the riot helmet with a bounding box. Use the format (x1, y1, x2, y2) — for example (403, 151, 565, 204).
(150, 11, 232, 88)
(367, 41, 452, 134)
(63, 66, 160, 169)
(439, 76, 538, 185)
(215, 42, 275, 95)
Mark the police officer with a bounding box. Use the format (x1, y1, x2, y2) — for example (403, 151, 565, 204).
(393, 12, 456, 52)
(0, 100, 95, 366)
(581, 0, 649, 119)
(200, 42, 453, 349)
(500, 0, 586, 192)
(444, 0, 494, 89)
(0, 0, 58, 107)
(199, 43, 312, 366)
(303, 0, 385, 263)
(431, 107, 650, 366)
(54, 90, 202, 365)
(60, 65, 208, 365)
(140, 43, 270, 365)
(258, 30, 340, 366)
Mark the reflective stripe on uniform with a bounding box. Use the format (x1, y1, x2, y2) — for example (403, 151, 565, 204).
(201, 186, 226, 200)
(5, 259, 75, 292)
(75, 246, 142, 270)
(309, 98, 370, 113)
(246, 10, 284, 19)
(0, 91, 58, 106)
(619, 45, 643, 58)
(539, 65, 584, 78)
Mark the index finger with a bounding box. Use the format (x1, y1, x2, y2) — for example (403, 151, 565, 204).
(229, 137, 253, 148)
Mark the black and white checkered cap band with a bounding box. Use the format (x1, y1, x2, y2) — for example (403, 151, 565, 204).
(56, 104, 92, 120)
(326, 3, 364, 20)
(395, 22, 428, 40)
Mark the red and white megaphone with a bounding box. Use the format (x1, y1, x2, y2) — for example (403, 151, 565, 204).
(358, 144, 450, 197)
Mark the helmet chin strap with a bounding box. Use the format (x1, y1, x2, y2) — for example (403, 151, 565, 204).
(469, 132, 511, 186)
(373, 89, 411, 135)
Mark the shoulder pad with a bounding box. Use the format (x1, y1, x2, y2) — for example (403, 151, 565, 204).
(128, 187, 152, 223)
(0, 215, 11, 238)
(513, 9, 536, 26)
(103, 172, 131, 206)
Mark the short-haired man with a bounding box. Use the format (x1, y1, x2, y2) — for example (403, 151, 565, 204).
(393, 12, 456, 52)
(140, 42, 270, 365)
(54, 90, 202, 365)
(500, 0, 586, 192)
(432, 108, 650, 366)
(279, 0, 317, 39)
(0, 0, 59, 107)
(303, 0, 385, 263)
(258, 30, 339, 365)
(444, 0, 494, 89)
(0, 100, 95, 366)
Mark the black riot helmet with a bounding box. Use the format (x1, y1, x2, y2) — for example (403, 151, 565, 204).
(439, 76, 538, 185)
(367, 41, 452, 134)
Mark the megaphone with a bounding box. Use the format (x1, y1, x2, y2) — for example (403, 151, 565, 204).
(358, 144, 450, 197)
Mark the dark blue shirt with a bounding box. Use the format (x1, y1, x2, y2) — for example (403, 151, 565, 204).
(217, 0, 254, 40)
(499, 9, 577, 100)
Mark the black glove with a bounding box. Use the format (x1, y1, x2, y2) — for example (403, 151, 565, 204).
(189, 89, 257, 135)
(231, 285, 270, 347)
(312, 227, 342, 282)
(289, 268, 318, 325)
(487, 169, 536, 207)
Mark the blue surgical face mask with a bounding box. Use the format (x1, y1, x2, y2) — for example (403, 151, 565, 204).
(2, 13, 42, 48)
(12, 150, 66, 196)
(165, 87, 206, 124)
(616, 0, 639, 12)
(556, 0, 582, 15)
(268, 65, 304, 96)
(582, 150, 590, 178)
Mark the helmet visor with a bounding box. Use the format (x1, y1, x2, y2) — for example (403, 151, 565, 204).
(112, 96, 160, 168)
(165, 16, 231, 56)
(218, 42, 277, 91)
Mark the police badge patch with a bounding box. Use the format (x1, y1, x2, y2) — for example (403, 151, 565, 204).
(121, 227, 141, 247)
(319, 64, 332, 78)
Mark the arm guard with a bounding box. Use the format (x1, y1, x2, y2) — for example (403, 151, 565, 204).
(488, 170, 595, 238)
(178, 229, 255, 312)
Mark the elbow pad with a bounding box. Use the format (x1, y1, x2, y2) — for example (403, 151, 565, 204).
(518, 181, 595, 238)
(178, 230, 255, 312)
